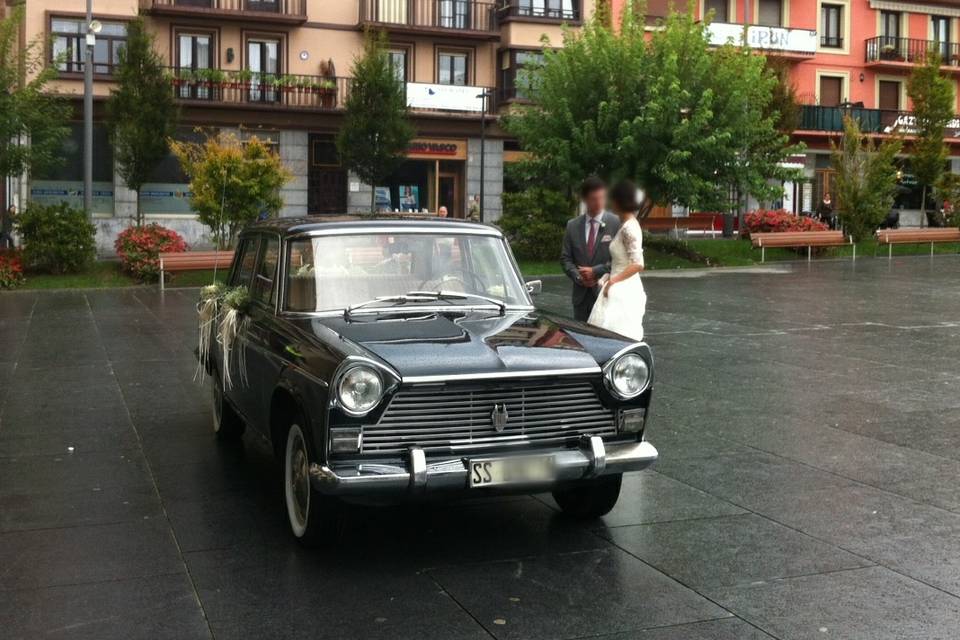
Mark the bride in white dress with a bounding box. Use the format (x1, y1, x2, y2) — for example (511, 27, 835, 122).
(587, 180, 647, 342)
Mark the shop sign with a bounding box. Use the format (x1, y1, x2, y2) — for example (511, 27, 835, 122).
(885, 113, 960, 137)
(406, 138, 467, 160)
(406, 82, 485, 112)
(707, 23, 818, 54)
(140, 183, 194, 214)
(30, 180, 113, 215)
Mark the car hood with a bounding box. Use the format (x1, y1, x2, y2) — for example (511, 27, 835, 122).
(295, 310, 637, 380)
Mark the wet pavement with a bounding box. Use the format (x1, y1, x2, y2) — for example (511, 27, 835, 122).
(3, 256, 960, 639)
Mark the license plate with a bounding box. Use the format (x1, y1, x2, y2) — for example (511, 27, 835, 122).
(469, 455, 555, 488)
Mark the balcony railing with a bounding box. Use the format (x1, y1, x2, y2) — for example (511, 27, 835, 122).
(149, 0, 307, 21)
(499, 0, 580, 21)
(799, 104, 960, 136)
(865, 36, 960, 66)
(164, 68, 497, 115)
(358, 0, 498, 35)
(167, 69, 350, 110)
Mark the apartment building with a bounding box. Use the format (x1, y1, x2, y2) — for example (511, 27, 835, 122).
(5, 0, 595, 249)
(621, 0, 960, 222)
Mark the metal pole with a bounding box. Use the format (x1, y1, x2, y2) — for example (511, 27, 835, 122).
(478, 92, 487, 223)
(83, 0, 94, 218)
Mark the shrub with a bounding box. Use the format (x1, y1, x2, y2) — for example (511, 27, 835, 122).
(16, 202, 96, 274)
(0, 250, 25, 289)
(115, 223, 187, 281)
(498, 188, 574, 261)
(743, 209, 828, 238)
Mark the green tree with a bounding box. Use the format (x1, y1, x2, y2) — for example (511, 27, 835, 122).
(503, 5, 799, 218)
(106, 18, 179, 226)
(337, 31, 414, 213)
(171, 132, 291, 249)
(0, 7, 70, 181)
(907, 51, 953, 226)
(831, 116, 902, 241)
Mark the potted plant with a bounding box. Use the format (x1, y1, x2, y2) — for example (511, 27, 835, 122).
(317, 78, 337, 108)
(880, 43, 899, 61)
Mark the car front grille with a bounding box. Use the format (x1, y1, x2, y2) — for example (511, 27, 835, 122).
(360, 380, 617, 455)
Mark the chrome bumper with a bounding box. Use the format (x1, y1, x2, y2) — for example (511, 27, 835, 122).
(309, 437, 658, 496)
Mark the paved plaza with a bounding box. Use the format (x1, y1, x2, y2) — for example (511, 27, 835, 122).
(3, 256, 960, 639)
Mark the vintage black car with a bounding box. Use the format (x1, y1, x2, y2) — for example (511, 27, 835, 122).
(205, 216, 657, 544)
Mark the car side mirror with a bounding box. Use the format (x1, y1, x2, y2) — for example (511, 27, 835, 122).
(525, 280, 542, 296)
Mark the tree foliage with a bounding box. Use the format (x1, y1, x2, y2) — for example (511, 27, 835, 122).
(106, 18, 179, 226)
(336, 30, 414, 213)
(831, 117, 902, 241)
(503, 5, 800, 216)
(171, 132, 291, 249)
(907, 51, 954, 224)
(0, 7, 70, 180)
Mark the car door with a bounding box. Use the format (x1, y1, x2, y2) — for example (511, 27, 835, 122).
(224, 235, 260, 422)
(244, 233, 282, 433)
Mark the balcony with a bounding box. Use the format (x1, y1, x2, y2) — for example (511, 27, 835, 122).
(865, 36, 960, 72)
(798, 104, 960, 138)
(499, 0, 580, 23)
(358, 0, 499, 39)
(706, 23, 817, 58)
(147, 0, 306, 24)
(165, 68, 496, 116)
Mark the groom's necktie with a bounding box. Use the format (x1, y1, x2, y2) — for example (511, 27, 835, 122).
(587, 218, 598, 255)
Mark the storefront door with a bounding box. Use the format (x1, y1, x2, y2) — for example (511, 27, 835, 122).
(308, 134, 347, 214)
(439, 172, 461, 217)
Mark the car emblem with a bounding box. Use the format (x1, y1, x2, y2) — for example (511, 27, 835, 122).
(491, 403, 509, 432)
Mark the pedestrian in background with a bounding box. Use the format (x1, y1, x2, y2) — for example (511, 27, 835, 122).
(0, 204, 16, 249)
(816, 193, 835, 229)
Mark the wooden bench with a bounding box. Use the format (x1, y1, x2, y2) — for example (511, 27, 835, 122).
(875, 228, 960, 258)
(750, 231, 854, 263)
(159, 250, 235, 291)
(640, 216, 719, 237)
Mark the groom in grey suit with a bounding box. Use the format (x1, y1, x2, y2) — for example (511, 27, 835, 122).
(561, 177, 621, 322)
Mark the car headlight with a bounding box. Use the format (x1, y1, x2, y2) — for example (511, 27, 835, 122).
(336, 365, 384, 415)
(606, 352, 650, 399)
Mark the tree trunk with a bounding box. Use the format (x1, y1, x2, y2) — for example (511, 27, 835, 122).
(921, 184, 927, 228)
(370, 184, 376, 214)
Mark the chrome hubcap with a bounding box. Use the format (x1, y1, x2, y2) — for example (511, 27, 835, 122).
(291, 440, 309, 524)
(285, 424, 311, 536)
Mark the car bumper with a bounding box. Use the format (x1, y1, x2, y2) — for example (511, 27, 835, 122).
(309, 436, 658, 496)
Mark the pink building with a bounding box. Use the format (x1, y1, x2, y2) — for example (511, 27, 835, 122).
(618, 0, 960, 222)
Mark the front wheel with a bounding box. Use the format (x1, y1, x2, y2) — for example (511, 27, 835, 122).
(283, 422, 341, 545)
(211, 371, 245, 440)
(552, 473, 623, 519)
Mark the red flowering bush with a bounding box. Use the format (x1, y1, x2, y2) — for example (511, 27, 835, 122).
(115, 224, 188, 282)
(0, 250, 25, 289)
(743, 209, 828, 238)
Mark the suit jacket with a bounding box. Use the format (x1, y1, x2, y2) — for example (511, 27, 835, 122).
(560, 211, 621, 306)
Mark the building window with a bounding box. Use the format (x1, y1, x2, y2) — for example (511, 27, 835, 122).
(387, 47, 409, 82)
(51, 17, 127, 74)
(515, 0, 578, 20)
(439, 0, 471, 29)
(500, 49, 544, 101)
(819, 75, 844, 107)
(704, 0, 728, 22)
(757, 0, 782, 27)
(932, 16, 951, 60)
(438, 51, 469, 86)
(247, 38, 281, 103)
(176, 33, 214, 100)
(880, 10, 900, 41)
(820, 4, 843, 48)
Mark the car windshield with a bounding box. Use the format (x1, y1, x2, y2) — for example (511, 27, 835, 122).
(284, 232, 530, 313)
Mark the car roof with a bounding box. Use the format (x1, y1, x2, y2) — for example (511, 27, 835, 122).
(243, 215, 502, 237)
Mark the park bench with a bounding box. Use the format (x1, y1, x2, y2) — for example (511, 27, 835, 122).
(159, 250, 235, 291)
(875, 228, 960, 258)
(750, 230, 854, 263)
(641, 216, 719, 237)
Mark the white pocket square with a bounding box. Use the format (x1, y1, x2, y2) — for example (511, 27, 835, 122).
(601, 235, 613, 242)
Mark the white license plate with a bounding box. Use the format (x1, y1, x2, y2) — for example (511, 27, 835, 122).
(469, 455, 556, 488)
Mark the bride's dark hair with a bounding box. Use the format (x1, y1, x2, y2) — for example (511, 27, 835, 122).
(609, 180, 640, 212)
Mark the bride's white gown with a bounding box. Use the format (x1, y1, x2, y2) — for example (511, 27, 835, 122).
(587, 217, 647, 341)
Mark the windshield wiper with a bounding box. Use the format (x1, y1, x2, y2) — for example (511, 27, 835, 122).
(407, 290, 506, 315)
(343, 290, 505, 320)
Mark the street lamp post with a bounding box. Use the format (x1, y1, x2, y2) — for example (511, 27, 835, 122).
(83, 0, 95, 218)
(476, 90, 493, 223)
